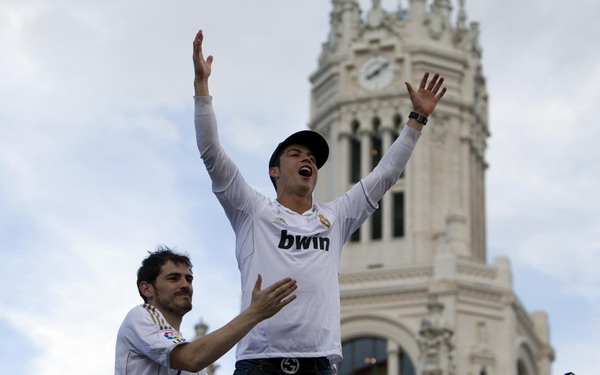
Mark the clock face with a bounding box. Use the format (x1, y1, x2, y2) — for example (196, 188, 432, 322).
(359, 56, 394, 90)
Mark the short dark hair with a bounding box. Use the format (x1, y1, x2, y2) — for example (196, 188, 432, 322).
(136, 245, 193, 303)
(269, 154, 281, 191)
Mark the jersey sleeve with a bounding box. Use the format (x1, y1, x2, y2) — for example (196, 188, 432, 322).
(121, 306, 188, 368)
(194, 96, 267, 230)
(359, 124, 420, 203)
(330, 124, 421, 242)
(194, 96, 238, 193)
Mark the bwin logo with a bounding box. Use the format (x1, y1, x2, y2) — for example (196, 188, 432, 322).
(278, 230, 330, 251)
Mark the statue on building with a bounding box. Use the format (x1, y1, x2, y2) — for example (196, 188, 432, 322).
(367, 0, 385, 28)
(418, 296, 456, 375)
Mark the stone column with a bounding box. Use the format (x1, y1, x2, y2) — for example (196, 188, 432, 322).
(387, 339, 400, 375)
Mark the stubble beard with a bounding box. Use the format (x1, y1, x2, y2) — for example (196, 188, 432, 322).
(155, 293, 192, 317)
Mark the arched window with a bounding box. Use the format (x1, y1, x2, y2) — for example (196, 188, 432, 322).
(393, 114, 403, 142)
(340, 337, 415, 375)
(517, 360, 528, 375)
(369, 118, 383, 240)
(393, 192, 404, 238)
(371, 118, 382, 169)
(349, 120, 362, 243)
(350, 227, 361, 243)
(517, 343, 537, 375)
(371, 199, 382, 240)
(350, 120, 361, 183)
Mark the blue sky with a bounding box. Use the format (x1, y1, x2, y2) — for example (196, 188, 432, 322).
(1, 0, 599, 374)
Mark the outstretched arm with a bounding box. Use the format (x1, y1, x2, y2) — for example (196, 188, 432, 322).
(405, 72, 447, 132)
(170, 275, 297, 372)
(193, 29, 213, 97)
(353, 72, 447, 210)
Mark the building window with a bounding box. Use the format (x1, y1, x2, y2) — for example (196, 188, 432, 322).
(393, 114, 403, 142)
(351, 120, 361, 183)
(371, 200, 382, 240)
(340, 337, 415, 375)
(393, 114, 404, 179)
(393, 192, 404, 237)
(350, 228, 360, 243)
(371, 118, 382, 169)
(399, 351, 415, 375)
(370, 119, 383, 241)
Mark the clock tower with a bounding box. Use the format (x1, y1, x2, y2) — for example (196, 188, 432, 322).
(308, 1, 554, 375)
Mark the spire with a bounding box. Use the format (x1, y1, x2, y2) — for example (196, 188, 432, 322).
(194, 319, 208, 338)
(319, 0, 361, 63)
(408, 0, 427, 21)
(431, 0, 452, 20)
(427, 0, 453, 39)
(324, 0, 343, 52)
(457, 0, 468, 31)
(396, 0, 409, 20)
(453, 0, 469, 47)
(339, 0, 362, 51)
(367, 0, 385, 28)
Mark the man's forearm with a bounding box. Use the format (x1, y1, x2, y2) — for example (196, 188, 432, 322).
(194, 79, 210, 97)
(169, 309, 260, 372)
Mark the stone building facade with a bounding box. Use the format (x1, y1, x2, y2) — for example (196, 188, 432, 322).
(308, 1, 554, 375)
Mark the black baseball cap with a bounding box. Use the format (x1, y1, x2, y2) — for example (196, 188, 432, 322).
(268, 130, 329, 169)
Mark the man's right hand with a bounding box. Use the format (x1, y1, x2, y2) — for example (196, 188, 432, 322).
(169, 274, 296, 373)
(193, 29, 213, 96)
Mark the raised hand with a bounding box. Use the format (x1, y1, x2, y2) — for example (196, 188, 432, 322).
(193, 30, 213, 96)
(405, 72, 446, 117)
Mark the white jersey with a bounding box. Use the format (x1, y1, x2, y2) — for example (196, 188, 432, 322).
(194, 96, 420, 364)
(115, 304, 206, 375)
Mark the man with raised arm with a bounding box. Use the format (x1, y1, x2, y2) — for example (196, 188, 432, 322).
(192, 29, 446, 375)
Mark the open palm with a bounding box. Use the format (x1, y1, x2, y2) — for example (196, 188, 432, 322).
(405, 72, 446, 117)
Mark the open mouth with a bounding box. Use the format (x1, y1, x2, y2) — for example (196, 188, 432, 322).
(298, 166, 313, 177)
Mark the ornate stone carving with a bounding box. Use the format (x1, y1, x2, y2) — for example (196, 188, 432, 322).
(418, 296, 456, 375)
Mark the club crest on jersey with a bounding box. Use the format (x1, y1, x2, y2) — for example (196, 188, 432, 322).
(318, 214, 331, 229)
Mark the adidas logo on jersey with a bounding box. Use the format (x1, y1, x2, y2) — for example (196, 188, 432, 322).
(277, 230, 330, 252)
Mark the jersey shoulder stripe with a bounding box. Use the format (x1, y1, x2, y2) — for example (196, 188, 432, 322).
(142, 303, 173, 331)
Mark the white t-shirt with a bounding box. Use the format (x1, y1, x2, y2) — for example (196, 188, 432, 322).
(194, 96, 420, 365)
(115, 304, 206, 375)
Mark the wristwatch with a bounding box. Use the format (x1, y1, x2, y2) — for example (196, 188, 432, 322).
(408, 111, 428, 125)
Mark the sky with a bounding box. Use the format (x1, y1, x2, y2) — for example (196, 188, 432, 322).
(0, 0, 598, 374)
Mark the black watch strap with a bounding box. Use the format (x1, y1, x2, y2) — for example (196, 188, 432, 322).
(408, 111, 428, 125)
